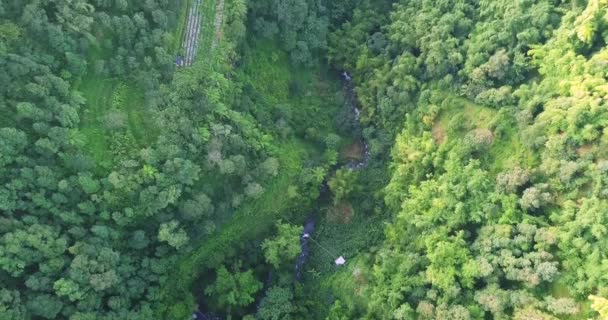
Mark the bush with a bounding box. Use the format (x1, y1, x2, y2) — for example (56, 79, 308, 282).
(520, 185, 552, 211)
(496, 167, 530, 193)
(463, 128, 494, 152)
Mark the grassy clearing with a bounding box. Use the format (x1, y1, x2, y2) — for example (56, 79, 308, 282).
(158, 140, 308, 318)
(78, 75, 116, 168)
(319, 257, 370, 312)
(240, 39, 343, 139)
(77, 13, 166, 168)
(437, 94, 496, 134)
(77, 73, 157, 169)
(435, 94, 538, 174)
(115, 83, 158, 145)
(241, 40, 291, 104)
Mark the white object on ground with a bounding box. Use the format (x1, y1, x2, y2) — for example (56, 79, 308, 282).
(335, 256, 346, 266)
(302, 233, 310, 239)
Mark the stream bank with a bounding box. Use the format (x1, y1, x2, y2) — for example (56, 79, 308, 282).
(292, 71, 370, 280)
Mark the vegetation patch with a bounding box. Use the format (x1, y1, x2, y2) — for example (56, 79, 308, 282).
(7, 0, 608, 319)
(158, 141, 309, 318)
(77, 75, 157, 168)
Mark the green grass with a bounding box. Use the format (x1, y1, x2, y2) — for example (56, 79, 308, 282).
(240, 39, 343, 140)
(172, 0, 193, 54)
(437, 94, 495, 131)
(115, 83, 158, 145)
(241, 40, 291, 104)
(77, 73, 158, 169)
(318, 256, 371, 314)
(435, 93, 539, 174)
(198, 0, 218, 57)
(157, 141, 308, 318)
(78, 75, 116, 168)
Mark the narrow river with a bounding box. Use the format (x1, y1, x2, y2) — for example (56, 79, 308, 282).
(195, 71, 367, 320)
(293, 71, 369, 280)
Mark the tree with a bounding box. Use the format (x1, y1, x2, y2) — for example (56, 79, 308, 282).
(205, 266, 262, 312)
(245, 182, 265, 199)
(128, 230, 149, 250)
(53, 279, 84, 302)
(328, 168, 358, 205)
(513, 307, 558, 320)
(0, 289, 27, 320)
(261, 222, 302, 269)
(158, 221, 189, 250)
(434, 304, 471, 320)
(520, 185, 552, 211)
(589, 295, 608, 319)
(26, 294, 63, 319)
(257, 286, 296, 320)
(463, 128, 494, 152)
(544, 297, 578, 315)
(259, 157, 280, 178)
(496, 167, 530, 193)
(0, 128, 27, 166)
(78, 173, 100, 194)
(425, 235, 472, 291)
(324, 133, 342, 150)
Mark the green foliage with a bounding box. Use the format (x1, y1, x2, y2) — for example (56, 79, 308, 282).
(250, 0, 329, 66)
(262, 222, 303, 269)
(204, 265, 263, 310)
(321, 0, 608, 318)
(157, 141, 319, 319)
(0, 0, 333, 318)
(158, 220, 189, 250)
(257, 286, 297, 320)
(8, 0, 608, 319)
(589, 295, 608, 319)
(328, 168, 359, 205)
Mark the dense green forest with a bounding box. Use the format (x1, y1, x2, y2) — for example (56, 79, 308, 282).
(3, 0, 608, 319)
